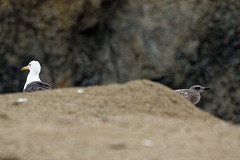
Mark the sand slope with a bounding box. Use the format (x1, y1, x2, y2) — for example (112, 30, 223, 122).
(0, 80, 240, 160)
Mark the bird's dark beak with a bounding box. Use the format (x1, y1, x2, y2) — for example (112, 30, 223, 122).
(203, 87, 210, 90)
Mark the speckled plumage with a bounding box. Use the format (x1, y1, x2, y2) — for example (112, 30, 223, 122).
(174, 85, 210, 104)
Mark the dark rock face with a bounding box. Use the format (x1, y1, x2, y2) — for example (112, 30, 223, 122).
(0, 0, 240, 123)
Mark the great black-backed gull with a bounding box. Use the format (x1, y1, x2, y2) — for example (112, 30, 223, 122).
(174, 85, 210, 104)
(22, 60, 51, 92)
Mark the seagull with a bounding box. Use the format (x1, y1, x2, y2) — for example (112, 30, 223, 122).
(174, 85, 210, 104)
(22, 60, 51, 92)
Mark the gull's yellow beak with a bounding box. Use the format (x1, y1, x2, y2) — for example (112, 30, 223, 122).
(22, 66, 29, 71)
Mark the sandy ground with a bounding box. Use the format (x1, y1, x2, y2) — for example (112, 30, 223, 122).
(0, 80, 240, 160)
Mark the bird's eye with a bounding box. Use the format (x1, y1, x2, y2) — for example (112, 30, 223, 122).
(194, 87, 201, 90)
(29, 64, 31, 66)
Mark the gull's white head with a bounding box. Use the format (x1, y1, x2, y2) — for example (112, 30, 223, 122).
(22, 60, 41, 74)
(22, 60, 42, 90)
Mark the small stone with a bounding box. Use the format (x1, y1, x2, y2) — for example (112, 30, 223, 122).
(142, 139, 153, 147)
(77, 89, 84, 93)
(17, 98, 28, 102)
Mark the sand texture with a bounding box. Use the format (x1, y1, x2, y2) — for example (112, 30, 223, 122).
(0, 80, 240, 160)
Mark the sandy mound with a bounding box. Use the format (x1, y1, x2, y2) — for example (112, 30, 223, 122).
(0, 80, 240, 160)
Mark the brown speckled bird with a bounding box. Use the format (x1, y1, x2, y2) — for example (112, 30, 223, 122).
(174, 85, 210, 104)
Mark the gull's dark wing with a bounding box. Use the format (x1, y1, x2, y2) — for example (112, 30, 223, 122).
(24, 81, 51, 92)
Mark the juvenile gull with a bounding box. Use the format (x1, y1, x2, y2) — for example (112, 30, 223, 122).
(174, 85, 210, 104)
(22, 60, 51, 92)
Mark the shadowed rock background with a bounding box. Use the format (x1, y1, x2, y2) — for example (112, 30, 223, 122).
(0, 0, 240, 123)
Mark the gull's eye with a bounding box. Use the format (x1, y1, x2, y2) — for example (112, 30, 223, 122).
(194, 87, 201, 90)
(29, 64, 31, 66)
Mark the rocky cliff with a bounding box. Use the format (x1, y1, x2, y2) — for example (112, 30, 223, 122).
(0, 0, 240, 123)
